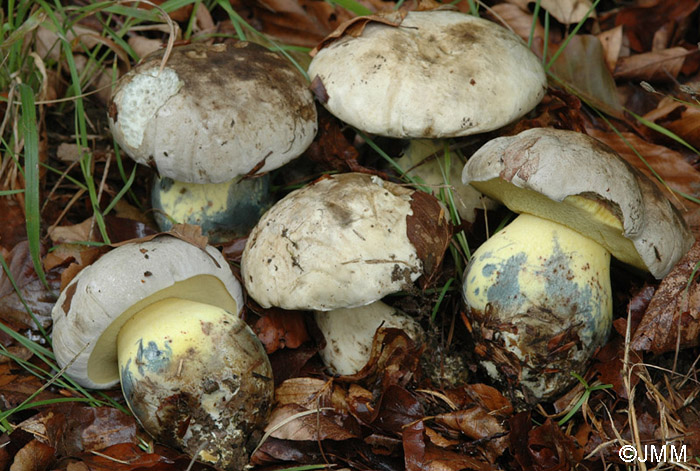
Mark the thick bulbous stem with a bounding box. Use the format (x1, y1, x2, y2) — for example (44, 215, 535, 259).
(118, 298, 273, 470)
(151, 175, 273, 244)
(463, 213, 612, 401)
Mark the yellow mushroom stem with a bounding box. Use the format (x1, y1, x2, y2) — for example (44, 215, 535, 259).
(117, 298, 272, 470)
(463, 213, 612, 400)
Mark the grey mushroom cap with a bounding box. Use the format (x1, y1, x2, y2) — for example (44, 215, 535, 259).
(462, 127, 694, 278)
(308, 10, 546, 138)
(109, 42, 317, 184)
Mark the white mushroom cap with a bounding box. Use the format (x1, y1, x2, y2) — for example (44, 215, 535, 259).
(462, 128, 694, 278)
(241, 173, 450, 311)
(109, 42, 317, 184)
(314, 301, 423, 375)
(307, 10, 546, 138)
(51, 236, 244, 389)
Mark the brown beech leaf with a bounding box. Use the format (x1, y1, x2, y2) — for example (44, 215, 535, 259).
(0, 240, 60, 330)
(265, 403, 358, 441)
(373, 384, 423, 434)
(310, 11, 406, 57)
(423, 445, 494, 471)
(525, 0, 594, 25)
(337, 328, 422, 390)
(592, 336, 641, 399)
(631, 240, 700, 353)
(510, 414, 583, 471)
(73, 442, 202, 471)
(274, 377, 346, 410)
(613, 0, 700, 52)
(18, 405, 141, 456)
(403, 420, 426, 471)
(614, 47, 694, 82)
(435, 407, 506, 441)
(304, 109, 379, 174)
(490, 4, 542, 48)
(407, 190, 452, 287)
(9, 439, 54, 471)
(253, 309, 310, 354)
(548, 35, 624, 119)
(643, 95, 700, 149)
(597, 25, 623, 72)
(0, 197, 26, 253)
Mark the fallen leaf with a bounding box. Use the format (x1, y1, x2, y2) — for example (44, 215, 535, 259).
(274, 377, 346, 410)
(630, 240, 700, 353)
(614, 47, 694, 82)
(435, 408, 506, 442)
(613, 0, 700, 52)
(0, 240, 59, 329)
(310, 11, 406, 57)
(265, 403, 359, 441)
(536, 0, 595, 25)
(643, 95, 700, 149)
(597, 25, 623, 72)
(9, 439, 54, 471)
(548, 35, 624, 118)
(17, 405, 141, 457)
(0, 197, 27, 253)
(253, 309, 311, 354)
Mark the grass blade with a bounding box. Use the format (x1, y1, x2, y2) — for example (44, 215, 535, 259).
(19, 84, 50, 292)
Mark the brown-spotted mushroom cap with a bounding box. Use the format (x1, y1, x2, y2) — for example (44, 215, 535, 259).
(109, 42, 317, 184)
(241, 172, 451, 311)
(51, 236, 244, 390)
(307, 9, 546, 138)
(462, 127, 694, 278)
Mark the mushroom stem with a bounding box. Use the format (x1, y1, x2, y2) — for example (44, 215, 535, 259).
(462, 213, 612, 400)
(117, 297, 272, 470)
(151, 175, 272, 243)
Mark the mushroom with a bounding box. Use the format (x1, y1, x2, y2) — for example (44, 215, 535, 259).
(51, 236, 273, 470)
(109, 41, 317, 240)
(395, 139, 498, 223)
(461, 128, 694, 401)
(241, 172, 451, 311)
(308, 9, 546, 139)
(308, 9, 545, 222)
(315, 301, 424, 375)
(151, 175, 271, 243)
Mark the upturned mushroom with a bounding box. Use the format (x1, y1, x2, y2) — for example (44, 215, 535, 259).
(108, 41, 317, 241)
(461, 128, 694, 401)
(51, 236, 273, 470)
(241, 172, 451, 311)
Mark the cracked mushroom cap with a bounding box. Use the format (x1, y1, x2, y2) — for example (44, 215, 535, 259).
(241, 173, 451, 311)
(108, 42, 317, 184)
(51, 236, 244, 389)
(307, 9, 546, 138)
(462, 128, 694, 278)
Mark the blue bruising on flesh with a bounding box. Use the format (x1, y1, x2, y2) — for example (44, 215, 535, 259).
(481, 252, 527, 312)
(136, 339, 173, 377)
(540, 238, 609, 344)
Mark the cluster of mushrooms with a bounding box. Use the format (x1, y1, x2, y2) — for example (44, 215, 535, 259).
(50, 7, 694, 470)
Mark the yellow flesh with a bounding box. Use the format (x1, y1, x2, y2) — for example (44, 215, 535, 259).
(465, 214, 612, 324)
(87, 275, 238, 384)
(471, 178, 646, 271)
(157, 179, 232, 222)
